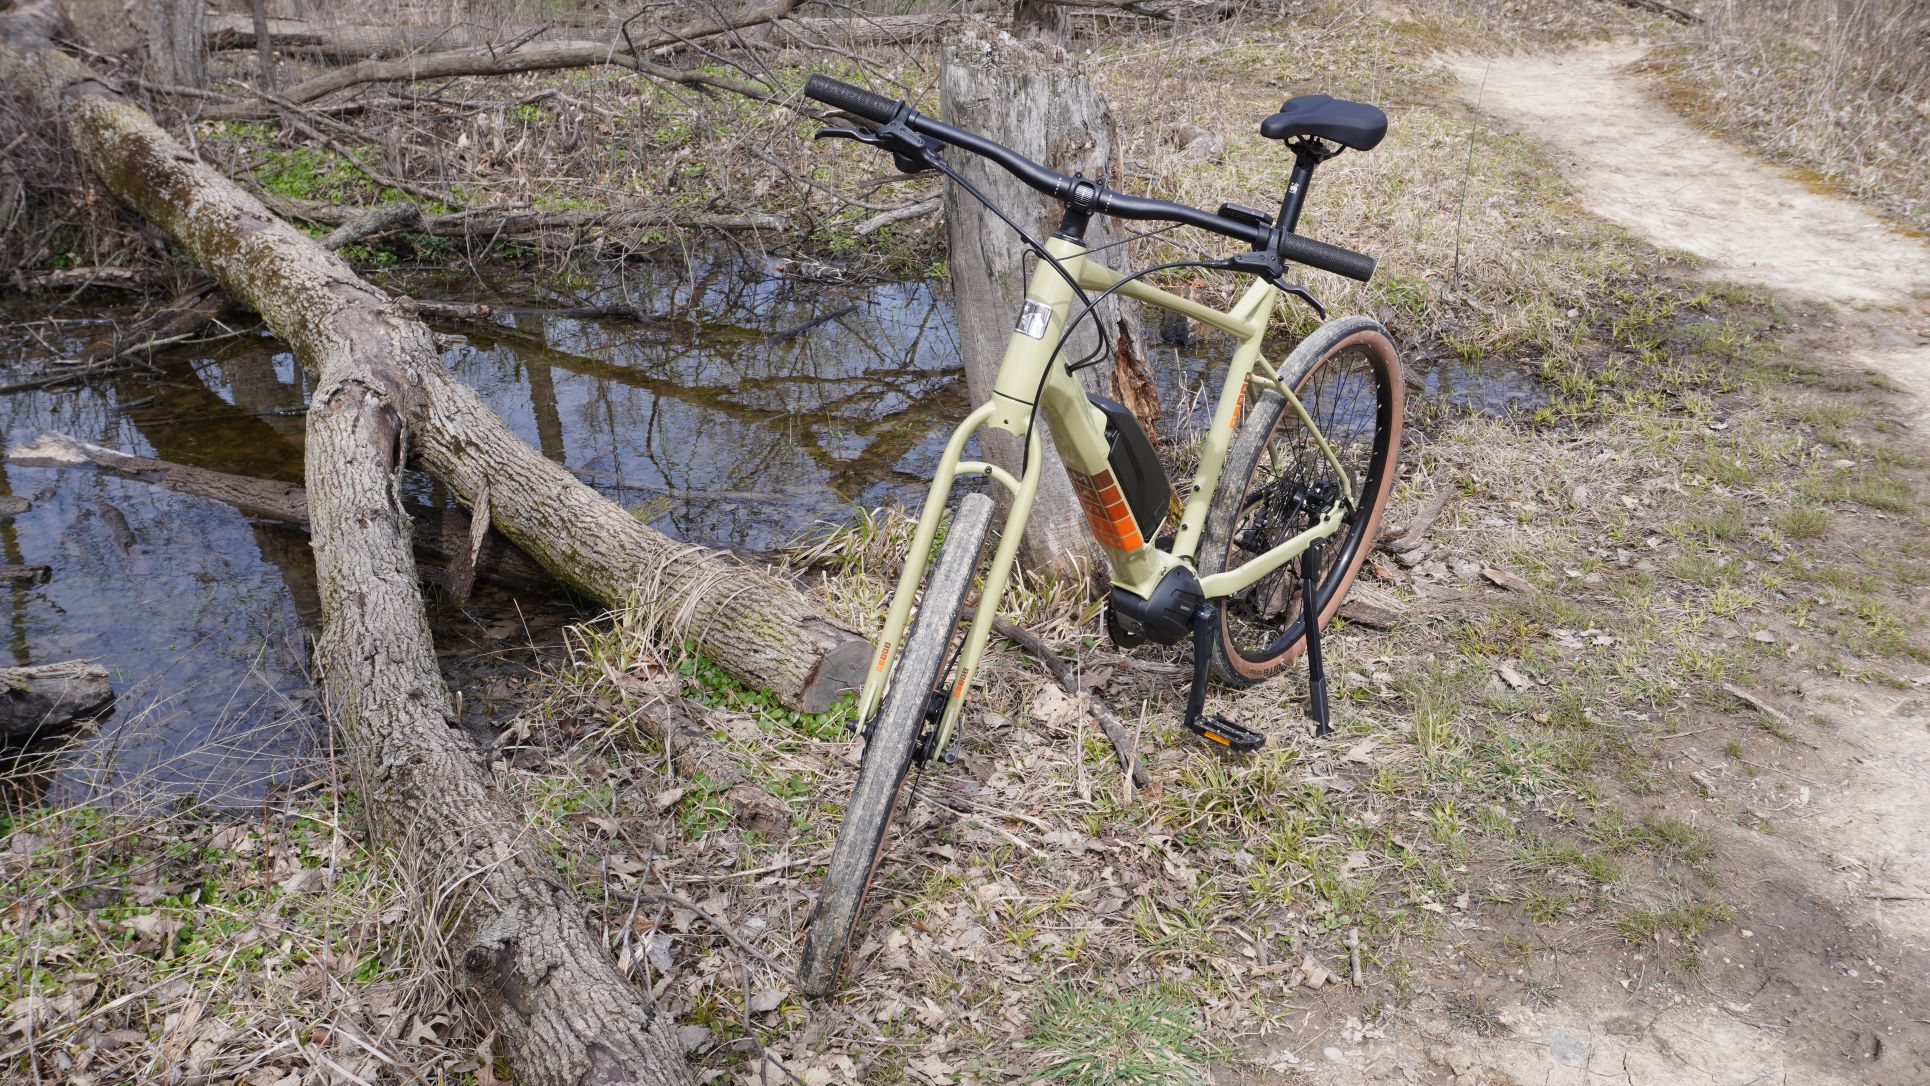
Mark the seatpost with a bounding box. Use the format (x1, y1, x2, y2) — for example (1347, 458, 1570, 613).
(1275, 140, 1339, 236)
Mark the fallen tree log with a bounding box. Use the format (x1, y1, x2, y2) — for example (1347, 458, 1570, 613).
(206, 13, 584, 61)
(302, 255, 695, 1085)
(0, 14, 865, 713)
(210, 11, 969, 63)
(266, 193, 788, 238)
(7, 431, 559, 595)
(0, 661, 112, 740)
(263, 0, 800, 106)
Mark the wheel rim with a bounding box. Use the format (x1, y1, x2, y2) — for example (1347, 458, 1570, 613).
(1221, 338, 1396, 665)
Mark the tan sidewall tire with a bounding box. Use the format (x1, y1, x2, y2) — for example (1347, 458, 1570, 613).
(1200, 317, 1404, 687)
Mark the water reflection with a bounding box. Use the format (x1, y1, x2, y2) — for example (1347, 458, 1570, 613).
(0, 254, 967, 808)
(0, 252, 1544, 810)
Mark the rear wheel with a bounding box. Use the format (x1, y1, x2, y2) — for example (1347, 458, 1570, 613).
(1199, 316, 1403, 687)
(797, 491, 994, 996)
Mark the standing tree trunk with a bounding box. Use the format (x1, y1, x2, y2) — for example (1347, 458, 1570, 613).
(940, 21, 1157, 578)
(245, 0, 274, 90)
(140, 0, 202, 87)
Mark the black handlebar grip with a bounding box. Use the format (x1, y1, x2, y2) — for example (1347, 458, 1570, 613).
(803, 74, 902, 126)
(1279, 232, 1376, 283)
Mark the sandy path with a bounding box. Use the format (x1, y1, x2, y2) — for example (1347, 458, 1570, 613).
(1451, 47, 1930, 310)
(1452, 47, 1930, 434)
(1299, 46, 1930, 1086)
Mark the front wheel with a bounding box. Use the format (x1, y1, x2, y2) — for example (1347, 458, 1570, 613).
(1198, 316, 1403, 687)
(797, 491, 994, 996)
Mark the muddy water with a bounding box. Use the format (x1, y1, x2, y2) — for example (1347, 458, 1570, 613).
(0, 255, 1540, 809)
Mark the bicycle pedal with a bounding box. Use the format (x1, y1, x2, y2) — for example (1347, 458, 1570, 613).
(1182, 714, 1266, 753)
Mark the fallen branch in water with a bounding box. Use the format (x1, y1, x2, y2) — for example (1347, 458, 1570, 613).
(7, 431, 559, 596)
(0, 661, 113, 740)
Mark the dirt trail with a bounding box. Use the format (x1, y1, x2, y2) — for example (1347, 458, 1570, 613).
(1300, 47, 1930, 1086)
(1454, 47, 1930, 428)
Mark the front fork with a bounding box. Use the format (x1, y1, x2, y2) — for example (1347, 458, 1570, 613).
(850, 402, 1045, 761)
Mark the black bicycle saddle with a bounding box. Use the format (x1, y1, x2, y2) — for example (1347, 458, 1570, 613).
(1259, 94, 1388, 152)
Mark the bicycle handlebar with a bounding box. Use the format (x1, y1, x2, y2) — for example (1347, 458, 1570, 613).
(802, 74, 1376, 283)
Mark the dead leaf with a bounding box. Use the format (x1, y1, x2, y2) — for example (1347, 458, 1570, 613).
(1343, 738, 1377, 764)
(653, 786, 687, 812)
(1496, 663, 1532, 691)
(1029, 684, 1083, 731)
(748, 988, 786, 1014)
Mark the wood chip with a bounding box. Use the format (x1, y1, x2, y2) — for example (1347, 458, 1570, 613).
(1497, 663, 1532, 690)
(1481, 566, 1536, 594)
(1339, 585, 1403, 629)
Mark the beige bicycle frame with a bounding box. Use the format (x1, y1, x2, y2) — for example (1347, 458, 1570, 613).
(851, 236, 1351, 756)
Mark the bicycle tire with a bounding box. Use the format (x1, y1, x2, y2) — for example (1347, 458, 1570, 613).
(1199, 316, 1403, 687)
(797, 491, 995, 996)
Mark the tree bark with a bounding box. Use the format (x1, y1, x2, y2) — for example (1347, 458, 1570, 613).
(939, 22, 1156, 577)
(0, 661, 112, 740)
(0, 5, 866, 714)
(140, 0, 202, 87)
(7, 431, 560, 595)
(306, 334, 694, 1086)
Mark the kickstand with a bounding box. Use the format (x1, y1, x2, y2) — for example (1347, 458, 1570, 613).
(1180, 603, 1266, 752)
(1301, 539, 1331, 738)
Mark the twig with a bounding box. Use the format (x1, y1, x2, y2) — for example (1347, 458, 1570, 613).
(853, 197, 941, 237)
(1378, 487, 1452, 554)
(642, 890, 793, 979)
(979, 611, 1151, 790)
(672, 851, 828, 883)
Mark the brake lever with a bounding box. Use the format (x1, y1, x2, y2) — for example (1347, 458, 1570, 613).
(1219, 251, 1328, 320)
(813, 126, 882, 146)
(1273, 280, 1326, 321)
(814, 105, 942, 175)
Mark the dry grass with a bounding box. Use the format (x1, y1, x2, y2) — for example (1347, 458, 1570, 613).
(6, 3, 1930, 1084)
(1643, 0, 1930, 231)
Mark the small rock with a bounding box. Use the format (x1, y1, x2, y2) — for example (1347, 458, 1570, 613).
(0, 496, 27, 516)
(1324, 1046, 1346, 1063)
(1546, 1028, 1589, 1067)
(1749, 630, 1777, 644)
(1831, 459, 1856, 469)
(1580, 572, 1605, 587)
(1175, 122, 1224, 164)
(1449, 558, 1484, 582)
